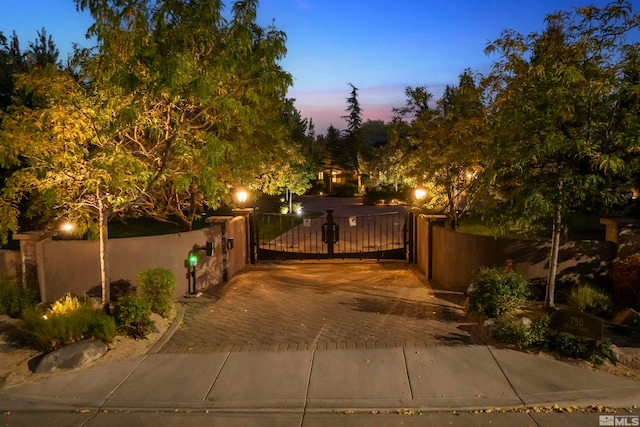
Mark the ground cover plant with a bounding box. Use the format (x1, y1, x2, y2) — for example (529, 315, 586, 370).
(0, 275, 36, 318)
(12, 294, 116, 352)
(567, 283, 612, 316)
(493, 315, 614, 365)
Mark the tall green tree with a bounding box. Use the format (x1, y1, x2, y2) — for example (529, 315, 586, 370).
(393, 71, 488, 228)
(342, 83, 365, 190)
(0, 32, 23, 111)
(1, 0, 296, 305)
(26, 28, 59, 69)
(72, 0, 294, 229)
(483, 1, 640, 307)
(0, 65, 150, 305)
(420, 70, 487, 228)
(258, 98, 314, 197)
(375, 86, 433, 192)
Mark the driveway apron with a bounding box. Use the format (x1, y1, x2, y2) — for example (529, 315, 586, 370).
(158, 260, 479, 353)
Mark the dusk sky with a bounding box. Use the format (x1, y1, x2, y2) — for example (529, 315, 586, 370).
(0, 0, 624, 133)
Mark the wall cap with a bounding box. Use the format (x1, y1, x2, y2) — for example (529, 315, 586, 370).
(13, 231, 57, 241)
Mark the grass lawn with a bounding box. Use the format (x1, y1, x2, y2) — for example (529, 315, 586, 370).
(255, 211, 324, 243)
(457, 213, 607, 241)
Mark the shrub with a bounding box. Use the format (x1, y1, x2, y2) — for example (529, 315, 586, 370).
(548, 333, 614, 365)
(467, 267, 530, 318)
(333, 183, 357, 197)
(137, 268, 175, 317)
(13, 294, 116, 352)
(567, 283, 612, 316)
(609, 254, 640, 311)
(494, 316, 549, 350)
(113, 293, 153, 338)
(0, 275, 37, 318)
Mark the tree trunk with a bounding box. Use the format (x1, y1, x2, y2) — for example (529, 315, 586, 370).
(447, 183, 457, 230)
(97, 191, 110, 309)
(546, 200, 562, 309)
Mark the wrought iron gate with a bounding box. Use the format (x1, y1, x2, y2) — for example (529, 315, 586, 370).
(255, 209, 408, 260)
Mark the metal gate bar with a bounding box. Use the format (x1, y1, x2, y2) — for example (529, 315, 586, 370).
(255, 210, 407, 260)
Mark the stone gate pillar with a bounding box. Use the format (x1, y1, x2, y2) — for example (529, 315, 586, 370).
(13, 230, 56, 301)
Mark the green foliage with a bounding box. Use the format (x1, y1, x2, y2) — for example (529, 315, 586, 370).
(467, 267, 530, 318)
(113, 293, 153, 339)
(567, 283, 612, 316)
(137, 268, 175, 317)
(492, 315, 613, 365)
(494, 316, 549, 350)
(50, 293, 90, 315)
(609, 254, 640, 311)
(13, 295, 116, 352)
(0, 275, 36, 318)
(548, 333, 614, 365)
(363, 187, 411, 205)
(332, 183, 358, 197)
(391, 70, 488, 229)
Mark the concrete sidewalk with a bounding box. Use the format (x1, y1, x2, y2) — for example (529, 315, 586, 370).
(1, 259, 639, 425)
(1, 344, 639, 426)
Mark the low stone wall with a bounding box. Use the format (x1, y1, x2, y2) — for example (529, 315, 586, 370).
(416, 216, 615, 291)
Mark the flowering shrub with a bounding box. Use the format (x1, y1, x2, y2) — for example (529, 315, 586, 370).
(13, 294, 115, 352)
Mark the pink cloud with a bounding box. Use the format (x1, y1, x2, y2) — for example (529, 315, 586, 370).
(289, 83, 447, 134)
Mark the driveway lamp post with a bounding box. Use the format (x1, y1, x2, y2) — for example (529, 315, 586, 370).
(233, 189, 255, 265)
(236, 190, 248, 209)
(409, 188, 427, 264)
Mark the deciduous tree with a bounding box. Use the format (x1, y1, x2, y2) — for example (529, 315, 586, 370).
(0, 0, 297, 305)
(483, 1, 640, 307)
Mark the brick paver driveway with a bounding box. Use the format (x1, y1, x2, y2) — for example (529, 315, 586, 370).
(158, 260, 479, 353)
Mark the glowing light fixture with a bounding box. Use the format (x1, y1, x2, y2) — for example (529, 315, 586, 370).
(415, 188, 427, 200)
(236, 189, 248, 208)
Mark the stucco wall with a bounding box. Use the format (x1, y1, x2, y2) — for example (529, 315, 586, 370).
(415, 217, 429, 276)
(39, 228, 217, 302)
(34, 216, 251, 303)
(0, 249, 20, 280)
(416, 219, 614, 291)
(226, 216, 248, 279)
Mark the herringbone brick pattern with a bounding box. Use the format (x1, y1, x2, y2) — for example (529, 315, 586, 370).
(158, 261, 479, 353)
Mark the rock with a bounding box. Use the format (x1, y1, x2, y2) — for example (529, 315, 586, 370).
(611, 345, 640, 368)
(0, 315, 19, 334)
(483, 318, 497, 336)
(515, 317, 532, 328)
(612, 345, 627, 364)
(35, 339, 108, 373)
(150, 313, 164, 334)
(466, 283, 475, 296)
(613, 308, 640, 327)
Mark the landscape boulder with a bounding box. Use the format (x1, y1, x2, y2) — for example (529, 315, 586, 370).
(35, 339, 108, 373)
(613, 308, 640, 328)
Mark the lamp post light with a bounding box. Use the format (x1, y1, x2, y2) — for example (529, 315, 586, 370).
(236, 189, 248, 209)
(415, 188, 426, 201)
(232, 189, 255, 265)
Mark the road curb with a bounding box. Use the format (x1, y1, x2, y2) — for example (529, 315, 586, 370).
(148, 302, 185, 354)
